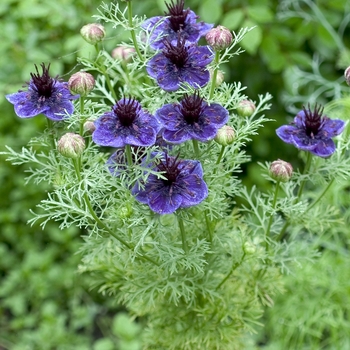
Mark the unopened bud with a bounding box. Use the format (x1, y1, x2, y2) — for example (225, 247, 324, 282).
(80, 23, 106, 45)
(215, 125, 235, 146)
(205, 26, 233, 51)
(111, 46, 135, 62)
(243, 241, 256, 255)
(269, 159, 293, 182)
(57, 133, 86, 159)
(236, 99, 256, 117)
(83, 120, 96, 134)
(68, 72, 95, 96)
(344, 66, 350, 86)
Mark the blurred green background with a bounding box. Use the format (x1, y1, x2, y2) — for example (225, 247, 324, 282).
(1, 0, 349, 349)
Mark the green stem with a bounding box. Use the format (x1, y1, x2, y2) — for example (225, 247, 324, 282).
(276, 152, 312, 242)
(79, 98, 85, 135)
(265, 181, 280, 250)
(177, 215, 188, 254)
(127, 1, 142, 60)
(216, 145, 225, 165)
(209, 51, 220, 100)
(204, 211, 213, 242)
(192, 139, 200, 158)
(71, 158, 159, 266)
(46, 119, 56, 150)
(125, 144, 133, 167)
(103, 70, 117, 100)
(215, 252, 246, 291)
(305, 178, 335, 214)
(296, 151, 312, 202)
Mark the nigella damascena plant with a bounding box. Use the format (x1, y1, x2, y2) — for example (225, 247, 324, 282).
(6, 63, 79, 121)
(132, 153, 208, 214)
(276, 104, 345, 158)
(147, 37, 213, 92)
(92, 97, 160, 147)
(142, 0, 213, 50)
(155, 92, 229, 143)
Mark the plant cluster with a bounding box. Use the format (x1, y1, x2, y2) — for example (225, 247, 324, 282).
(1, 0, 349, 349)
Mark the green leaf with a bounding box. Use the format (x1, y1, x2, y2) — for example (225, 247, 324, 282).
(93, 338, 115, 350)
(247, 5, 274, 24)
(221, 9, 244, 30)
(240, 20, 262, 55)
(198, 0, 223, 23)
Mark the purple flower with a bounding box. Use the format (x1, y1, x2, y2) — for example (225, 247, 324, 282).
(147, 37, 213, 92)
(156, 92, 229, 143)
(142, 0, 213, 50)
(6, 63, 78, 121)
(276, 104, 345, 158)
(132, 153, 208, 214)
(92, 97, 160, 147)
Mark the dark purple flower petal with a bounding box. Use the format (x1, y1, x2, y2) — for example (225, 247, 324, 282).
(142, 5, 213, 50)
(5, 64, 78, 121)
(92, 98, 160, 147)
(146, 40, 213, 92)
(132, 152, 208, 214)
(155, 93, 229, 144)
(276, 104, 345, 158)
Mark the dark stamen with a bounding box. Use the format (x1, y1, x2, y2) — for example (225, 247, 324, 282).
(165, 0, 189, 32)
(303, 103, 324, 137)
(163, 37, 189, 67)
(30, 63, 55, 98)
(180, 92, 204, 124)
(113, 97, 140, 127)
(157, 154, 182, 184)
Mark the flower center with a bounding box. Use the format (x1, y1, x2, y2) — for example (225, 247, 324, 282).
(180, 92, 204, 124)
(303, 104, 325, 137)
(157, 154, 181, 185)
(113, 98, 140, 127)
(165, 0, 189, 32)
(163, 37, 189, 67)
(30, 63, 55, 99)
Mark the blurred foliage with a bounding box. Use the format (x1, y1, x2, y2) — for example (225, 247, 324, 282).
(1, 0, 349, 348)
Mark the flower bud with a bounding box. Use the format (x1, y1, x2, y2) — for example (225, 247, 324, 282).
(80, 23, 106, 45)
(243, 241, 256, 255)
(68, 72, 95, 96)
(236, 99, 256, 117)
(269, 159, 293, 182)
(111, 46, 135, 62)
(209, 68, 224, 86)
(344, 66, 350, 86)
(83, 120, 96, 134)
(205, 26, 233, 51)
(215, 125, 235, 146)
(57, 133, 86, 159)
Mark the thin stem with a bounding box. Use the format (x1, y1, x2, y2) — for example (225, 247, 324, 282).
(215, 252, 246, 291)
(216, 145, 226, 165)
(127, 1, 142, 60)
(177, 215, 188, 254)
(46, 119, 56, 150)
(277, 152, 312, 242)
(209, 51, 220, 100)
(79, 98, 85, 135)
(103, 71, 117, 100)
(265, 181, 280, 250)
(71, 158, 159, 266)
(305, 178, 335, 214)
(125, 144, 133, 167)
(295, 151, 312, 202)
(204, 211, 213, 242)
(192, 139, 200, 158)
